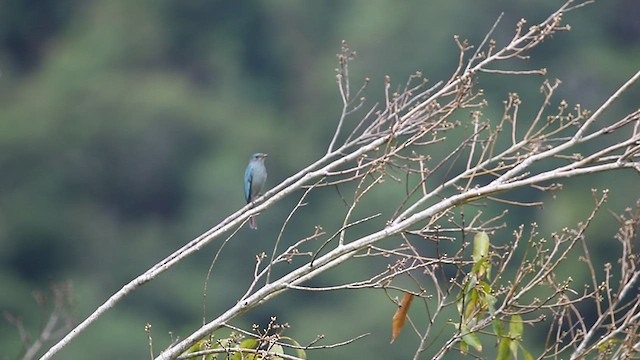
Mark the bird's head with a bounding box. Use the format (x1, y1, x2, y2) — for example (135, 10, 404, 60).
(251, 153, 268, 162)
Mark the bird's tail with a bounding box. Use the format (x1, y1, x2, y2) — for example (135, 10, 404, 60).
(249, 216, 258, 230)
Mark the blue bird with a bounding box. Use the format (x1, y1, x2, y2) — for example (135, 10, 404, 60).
(244, 152, 268, 229)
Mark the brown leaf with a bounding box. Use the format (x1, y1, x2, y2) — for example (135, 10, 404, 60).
(390, 292, 414, 343)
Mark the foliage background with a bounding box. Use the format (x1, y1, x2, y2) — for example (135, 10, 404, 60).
(1, 0, 639, 358)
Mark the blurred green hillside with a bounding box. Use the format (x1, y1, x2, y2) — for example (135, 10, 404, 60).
(1, 0, 639, 359)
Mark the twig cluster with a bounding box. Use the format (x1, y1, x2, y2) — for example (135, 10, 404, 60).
(5, 282, 74, 360)
(40, 0, 640, 359)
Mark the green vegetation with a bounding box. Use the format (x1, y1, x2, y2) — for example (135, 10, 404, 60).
(1, 1, 639, 359)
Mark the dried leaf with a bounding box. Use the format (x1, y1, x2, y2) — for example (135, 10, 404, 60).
(390, 292, 414, 343)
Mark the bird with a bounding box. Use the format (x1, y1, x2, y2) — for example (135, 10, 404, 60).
(244, 152, 268, 229)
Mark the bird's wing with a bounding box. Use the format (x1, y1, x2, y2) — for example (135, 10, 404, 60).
(244, 164, 253, 203)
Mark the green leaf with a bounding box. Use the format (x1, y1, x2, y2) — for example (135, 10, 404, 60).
(461, 324, 483, 352)
(464, 288, 479, 319)
(461, 331, 483, 352)
(485, 293, 497, 316)
(465, 273, 478, 293)
(509, 314, 523, 338)
(239, 338, 259, 350)
(269, 344, 285, 359)
(597, 338, 618, 352)
(458, 274, 477, 315)
(521, 345, 534, 360)
(471, 259, 485, 276)
(230, 339, 259, 360)
(472, 232, 492, 279)
(509, 337, 519, 359)
(218, 337, 233, 348)
(493, 317, 503, 338)
(479, 280, 492, 294)
(478, 281, 493, 310)
(280, 336, 307, 359)
(183, 340, 205, 354)
(460, 340, 468, 354)
(496, 338, 511, 360)
(473, 232, 490, 262)
(466, 317, 478, 328)
(230, 350, 241, 360)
